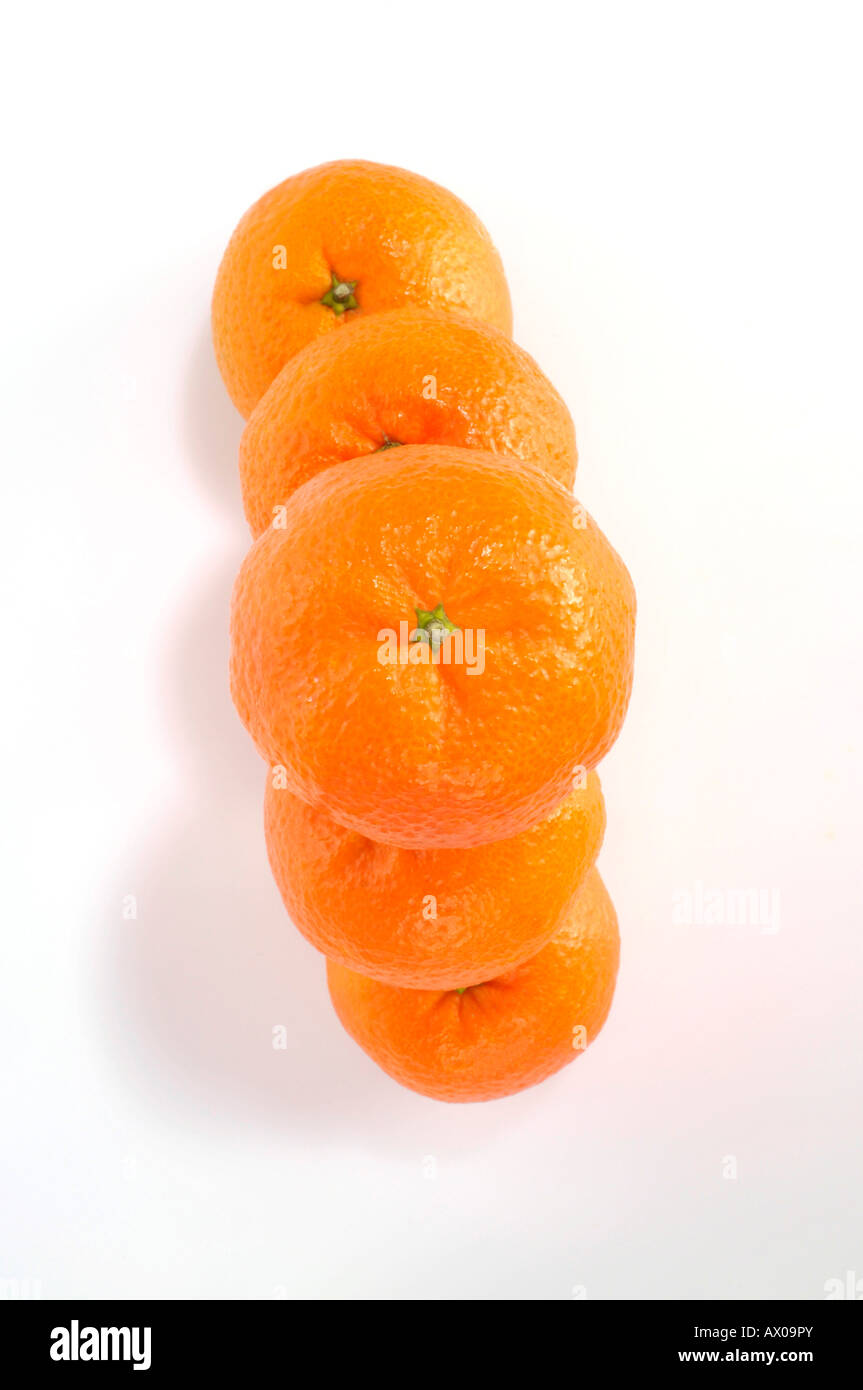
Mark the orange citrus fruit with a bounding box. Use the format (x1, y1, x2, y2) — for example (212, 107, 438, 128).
(230, 445, 636, 849)
(265, 773, 604, 989)
(327, 867, 620, 1102)
(212, 160, 512, 417)
(239, 307, 576, 536)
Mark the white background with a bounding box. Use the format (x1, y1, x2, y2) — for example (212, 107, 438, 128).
(2, 0, 861, 1300)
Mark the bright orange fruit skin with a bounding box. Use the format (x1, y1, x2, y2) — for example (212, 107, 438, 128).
(230, 445, 636, 850)
(264, 773, 605, 989)
(327, 867, 620, 1103)
(240, 307, 576, 536)
(212, 160, 513, 418)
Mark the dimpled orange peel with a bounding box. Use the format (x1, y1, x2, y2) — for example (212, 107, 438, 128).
(239, 307, 576, 536)
(213, 161, 635, 1103)
(212, 160, 512, 417)
(327, 867, 620, 1103)
(264, 773, 605, 989)
(229, 445, 635, 850)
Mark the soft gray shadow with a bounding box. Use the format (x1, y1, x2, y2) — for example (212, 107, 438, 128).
(98, 327, 505, 1149)
(100, 553, 412, 1139)
(181, 321, 246, 514)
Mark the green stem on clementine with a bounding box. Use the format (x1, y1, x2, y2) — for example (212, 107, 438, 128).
(410, 602, 459, 646)
(321, 271, 358, 315)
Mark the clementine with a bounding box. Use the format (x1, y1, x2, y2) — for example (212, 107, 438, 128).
(327, 867, 620, 1102)
(239, 307, 576, 536)
(230, 445, 635, 849)
(212, 160, 513, 417)
(264, 772, 604, 989)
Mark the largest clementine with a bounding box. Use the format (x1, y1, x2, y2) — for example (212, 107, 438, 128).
(212, 160, 513, 417)
(230, 445, 636, 850)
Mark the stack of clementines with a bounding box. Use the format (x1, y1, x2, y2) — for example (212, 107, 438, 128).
(212, 160, 636, 1103)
